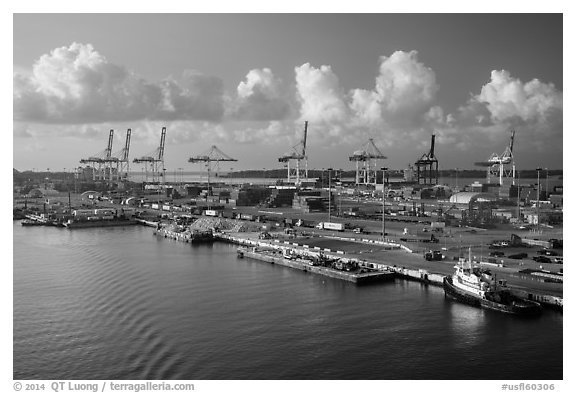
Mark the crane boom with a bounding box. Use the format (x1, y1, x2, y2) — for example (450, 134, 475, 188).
(302, 121, 308, 156)
(123, 128, 131, 161)
(158, 127, 166, 160)
(509, 129, 515, 153)
(106, 130, 114, 159)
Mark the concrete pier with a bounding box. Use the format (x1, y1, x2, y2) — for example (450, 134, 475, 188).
(217, 231, 563, 310)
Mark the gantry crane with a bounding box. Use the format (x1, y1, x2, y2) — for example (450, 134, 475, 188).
(348, 138, 387, 186)
(475, 129, 516, 186)
(110, 128, 131, 181)
(133, 127, 166, 183)
(188, 145, 238, 195)
(278, 121, 309, 186)
(80, 129, 114, 181)
(415, 134, 439, 185)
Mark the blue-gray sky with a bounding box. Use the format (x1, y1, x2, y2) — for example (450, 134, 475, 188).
(13, 13, 563, 172)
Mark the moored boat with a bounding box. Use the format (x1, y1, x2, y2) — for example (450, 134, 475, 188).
(64, 217, 138, 229)
(21, 219, 46, 226)
(443, 249, 542, 315)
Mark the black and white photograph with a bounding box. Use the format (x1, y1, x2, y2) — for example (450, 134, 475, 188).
(10, 5, 568, 389)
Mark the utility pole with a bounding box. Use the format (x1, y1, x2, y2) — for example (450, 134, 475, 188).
(517, 171, 521, 221)
(381, 167, 388, 242)
(536, 167, 542, 233)
(327, 168, 333, 222)
(455, 168, 459, 191)
(545, 168, 549, 199)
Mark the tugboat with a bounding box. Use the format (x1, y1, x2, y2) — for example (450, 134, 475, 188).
(443, 248, 542, 315)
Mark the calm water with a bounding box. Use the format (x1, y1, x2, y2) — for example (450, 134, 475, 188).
(13, 222, 563, 380)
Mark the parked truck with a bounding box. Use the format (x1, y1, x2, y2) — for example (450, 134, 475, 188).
(316, 222, 345, 231)
(424, 250, 443, 261)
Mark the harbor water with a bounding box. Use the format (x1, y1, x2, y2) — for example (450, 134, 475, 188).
(13, 222, 562, 380)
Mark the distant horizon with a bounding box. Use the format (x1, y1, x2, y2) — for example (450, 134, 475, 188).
(13, 167, 564, 174)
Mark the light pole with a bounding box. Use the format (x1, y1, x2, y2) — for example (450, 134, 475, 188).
(327, 168, 333, 222)
(455, 168, 459, 191)
(381, 167, 388, 242)
(545, 168, 549, 199)
(536, 167, 542, 233)
(74, 167, 78, 194)
(517, 171, 521, 221)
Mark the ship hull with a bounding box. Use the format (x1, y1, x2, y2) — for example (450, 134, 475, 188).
(443, 276, 542, 315)
(64, 219, 139, 229)
(443, 276, 482, 307)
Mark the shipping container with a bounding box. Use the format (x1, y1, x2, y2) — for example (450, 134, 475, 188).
(205, 210, 219, 217)
(73, 209, 94, 216)
(316, 222, 345, 231)
(94, 208, 115, 216)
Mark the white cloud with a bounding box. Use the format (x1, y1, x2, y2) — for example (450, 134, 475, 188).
(13, 42, 225, 124)
(475, 69, 562, 124)
(295, 63, 349, 124)
(13, 44, 562, 169)
(157, 70, 224, 121)
(237, 68, 277, 99)
(229, 68, 291, 121)
(350, 50, 439, 128)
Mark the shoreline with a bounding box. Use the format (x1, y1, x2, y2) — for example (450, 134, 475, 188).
(151, 226, 563, 311)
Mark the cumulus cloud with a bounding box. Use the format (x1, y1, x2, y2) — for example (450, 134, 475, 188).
(295, 63, 349, 124)
(447, 70, 563, 145)
(434, 69, 563, 167)
(475, 70, 562, 124)
(13, 42, 225, 124)
(291, 51, 442, 149)
(351, 50, 439, 128)
(13, 44, 562, 168)
(228, 68, 291, 121)
(157, 70, 224, 121)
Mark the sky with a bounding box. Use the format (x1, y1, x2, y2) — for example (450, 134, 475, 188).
(12, 12, 564, 172)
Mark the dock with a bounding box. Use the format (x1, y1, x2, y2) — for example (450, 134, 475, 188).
(217, 231, 563, 309)
(153, 226, 214, 243)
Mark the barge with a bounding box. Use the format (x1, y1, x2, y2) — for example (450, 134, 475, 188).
(238, 247, 395, 285)
(64, 218, 138, 229)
